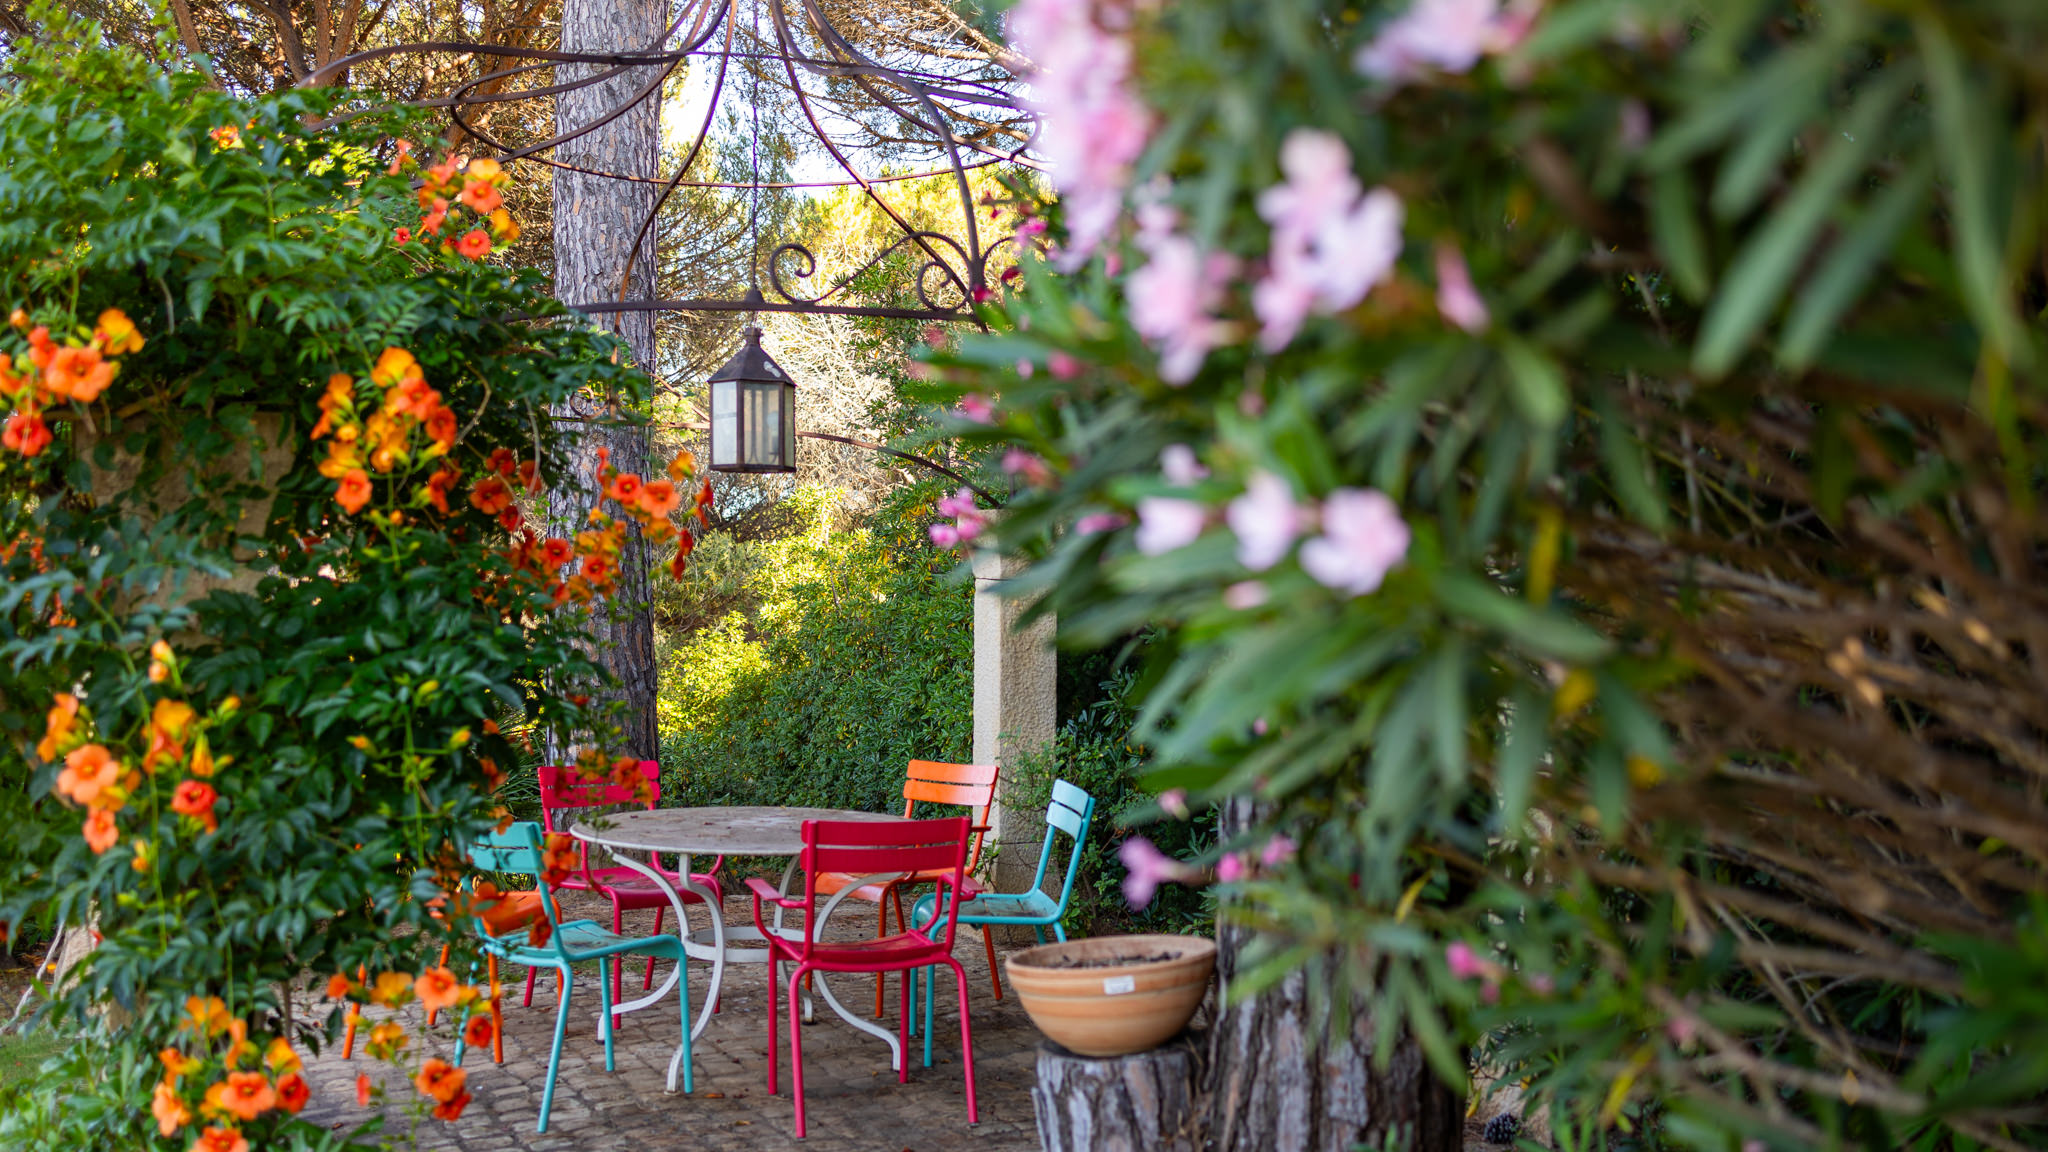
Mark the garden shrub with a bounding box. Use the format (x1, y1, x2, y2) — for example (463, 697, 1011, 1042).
(659, 481, 972, 817)
(0, 14, 697, 1147)
(921, 0, 2048, 1147)
(1008, 654, 1216, 939)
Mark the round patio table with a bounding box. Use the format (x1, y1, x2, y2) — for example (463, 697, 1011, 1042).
(568, 805, 906, 1091)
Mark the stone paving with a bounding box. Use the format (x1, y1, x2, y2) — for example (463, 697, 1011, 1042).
(301, 887, 1045, 1152)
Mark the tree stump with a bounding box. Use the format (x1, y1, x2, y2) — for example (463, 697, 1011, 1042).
(1032, 1035, 1201, 1152)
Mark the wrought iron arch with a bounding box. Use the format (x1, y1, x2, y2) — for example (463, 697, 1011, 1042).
(305, 0, 1041, 326)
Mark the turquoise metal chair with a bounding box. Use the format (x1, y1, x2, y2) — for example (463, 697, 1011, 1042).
(454, 821, 695, 1133)
(907, 780, 1095, 1056)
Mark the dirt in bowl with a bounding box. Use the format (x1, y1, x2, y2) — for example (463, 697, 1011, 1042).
(1022, 951, 1184, 969)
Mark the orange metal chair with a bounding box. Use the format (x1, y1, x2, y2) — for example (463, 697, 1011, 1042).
(747, 817, 979, 1139)
(812, 759, 999, 1016)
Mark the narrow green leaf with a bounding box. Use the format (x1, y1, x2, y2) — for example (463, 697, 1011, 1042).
(1437, 573, 1614, 663)
(1646, 166, 1712, 303)
(1779, 156, 1935, 369)
(1593, 388, 1669, 532)
(1495, 685, 1551, 835)
(1498, 338, 1569, 429)
(1644, 36, 1837, 168)
(1428, 640, 1468, 786)
(1692, 66, 1912, 379)
(1710, 89, 1817, 221)
(1915, 16, 2022, 365)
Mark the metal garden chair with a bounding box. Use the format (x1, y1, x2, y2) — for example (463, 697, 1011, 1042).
(539, 760, 724, 1006)
(458, 821, 696, 1133)
(810, 759, 998, 1014)
(907, 779, 1096, 1046)
(746, 816, 979, 1140)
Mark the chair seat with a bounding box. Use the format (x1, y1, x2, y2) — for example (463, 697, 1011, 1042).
(477, 889, 548, 935)
(589, 869, 722, 906)
(492, 919, 689, 965)
(954, 890, 1058, 923)
(911, 888, 1057, 927)
(428, 889, 547, 936)
(764, 929, 952, 973)
(814, 868, 979, 904)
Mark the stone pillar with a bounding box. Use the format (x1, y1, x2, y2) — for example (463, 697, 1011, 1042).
(972, 550, 1057, 908)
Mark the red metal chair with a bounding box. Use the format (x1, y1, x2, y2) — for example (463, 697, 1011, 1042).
(538, 760, 724, 1005)
(746, 816, 978, 1139)
(811, 760, 999, 1015)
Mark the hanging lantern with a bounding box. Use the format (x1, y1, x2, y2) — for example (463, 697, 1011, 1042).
(707, 325, 797, 473)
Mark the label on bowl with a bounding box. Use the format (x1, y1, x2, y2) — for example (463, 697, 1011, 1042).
(1102, 974, 1137, 995)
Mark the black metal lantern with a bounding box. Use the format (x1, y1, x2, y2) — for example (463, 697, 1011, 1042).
(707, 325, 797, 473)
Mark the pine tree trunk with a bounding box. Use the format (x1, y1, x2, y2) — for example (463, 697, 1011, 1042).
(548, 0, 663, 760)
(1203, 800, 1463, 1152)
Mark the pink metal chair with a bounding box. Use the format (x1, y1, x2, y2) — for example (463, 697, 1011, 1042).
(746, 817, 978, 1139)
(538, 760, 724, 1005)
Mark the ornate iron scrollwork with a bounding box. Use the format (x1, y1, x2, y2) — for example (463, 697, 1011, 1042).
(308, 0, 1037, 325)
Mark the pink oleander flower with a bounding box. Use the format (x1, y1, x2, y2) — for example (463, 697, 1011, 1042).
(1223, 580, 1269, 610)
(1134, 496, 1206, 555)
(1215, 852, 1247, 883)
(1299, 487, 1409, 596)
(1666, 1014, 1697, 1047)
(1619, 98, 1652, 151)
(1003, 449, 1054, 488)
(1128, 208, 1237, 383)
(1525, 972, 1555, 995)
(1119, 836, 1190, 908)
(1226, 471, 1306, 570)
(1048, 351, 1083, 379)
(1158, 788, 1190, 819)
(1253, 131, 1404, 350)
(936, 487, 978, 519)
(1435, 244, 1489, 333)
(1160, 444, 1208, 486)
(1445, 940, 1490, 980)
(1259, 835, 1296, 867)
(1075, 511, 1130, 535)
(1008, 0, 1152, 266)
(1354, 0, 1535, 87)
(1015, 358, 1036, 378)
(957, 393, 996, 423)
(931, 487, 988, 545)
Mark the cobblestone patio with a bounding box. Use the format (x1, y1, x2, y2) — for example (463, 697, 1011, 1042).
(300, 888, 1045, 1151)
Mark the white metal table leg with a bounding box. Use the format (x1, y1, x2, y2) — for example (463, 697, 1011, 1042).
(814, 874, 906, 1072)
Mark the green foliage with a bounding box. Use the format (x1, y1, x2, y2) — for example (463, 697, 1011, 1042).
(659, 482, 972, 816)
(922, 0, 2048, 1148)
(1007, 656, 1215, 938)
(0, 14, 648, 1146)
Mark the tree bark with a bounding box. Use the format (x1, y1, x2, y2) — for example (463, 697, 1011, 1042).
(1033, 1037, 1200, 1152)
(549, 0, 664, 760)
(1203, 800, 1462, 1152)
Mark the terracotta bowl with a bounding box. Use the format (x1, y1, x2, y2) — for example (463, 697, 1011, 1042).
(1005, 933, 1217, 1057)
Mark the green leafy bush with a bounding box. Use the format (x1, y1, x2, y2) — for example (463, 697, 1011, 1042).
(0, 16, 660, 1146)
(659, 482, 972, 815)
(1008, 655, 1216, 938)
(922, 0, 2048, 1147)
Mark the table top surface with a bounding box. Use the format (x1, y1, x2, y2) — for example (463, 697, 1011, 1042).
(567, 805, 901, 856)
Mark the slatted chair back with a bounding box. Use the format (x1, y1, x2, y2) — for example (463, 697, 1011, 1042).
(538, 760, 661, 819)
(800, 817, 970, 955)
(1027, 779, 1097, 899)
(899, 760, 997, 869)
(538, 760, 661, 871)
(465, 821, 566, 937)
